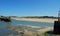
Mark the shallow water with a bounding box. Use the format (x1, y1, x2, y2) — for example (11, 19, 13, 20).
(0, 21, 17, 36)
(0, 19, 54, 36)
(11, 19, 54, 27)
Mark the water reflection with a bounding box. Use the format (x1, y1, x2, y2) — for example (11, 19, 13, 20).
(6, 22, 12, 30)
(0, 21, 17, 36)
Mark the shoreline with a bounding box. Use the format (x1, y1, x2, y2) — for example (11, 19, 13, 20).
(14, 24, 41, 28)
(12, 18, 58, 23)
(11, 18, 54, 36)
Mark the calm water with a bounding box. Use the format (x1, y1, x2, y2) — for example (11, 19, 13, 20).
(0, 19, 54, 36)
(12, 19, 54, 27)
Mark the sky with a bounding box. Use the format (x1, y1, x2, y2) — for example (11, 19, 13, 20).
(0, 0, 60, 17)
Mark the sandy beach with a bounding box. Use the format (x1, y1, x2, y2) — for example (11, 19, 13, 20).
(12, 18, 58, 23)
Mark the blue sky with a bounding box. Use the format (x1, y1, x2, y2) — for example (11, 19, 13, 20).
(0, 0, 60, 17)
